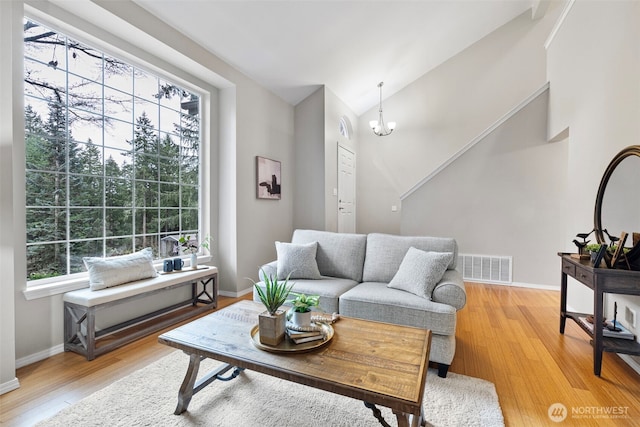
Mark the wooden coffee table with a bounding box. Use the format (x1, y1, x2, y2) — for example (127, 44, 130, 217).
(158, 300, 432, 427)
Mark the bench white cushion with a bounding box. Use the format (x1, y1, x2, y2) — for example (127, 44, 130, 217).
(64, 267, 218, 307)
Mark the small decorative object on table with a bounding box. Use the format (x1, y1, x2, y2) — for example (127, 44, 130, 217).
(252, 270, 293, 346)
(571, 229, 593, 260)
(179, 234, 211, 269)
(287, 293, 320, 328)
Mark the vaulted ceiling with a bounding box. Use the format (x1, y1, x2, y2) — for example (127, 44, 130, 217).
(134, 1, 534, 115)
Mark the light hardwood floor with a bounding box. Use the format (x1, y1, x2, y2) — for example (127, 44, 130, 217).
(1, 283, 639, 426)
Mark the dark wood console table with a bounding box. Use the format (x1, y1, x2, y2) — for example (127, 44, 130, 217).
(559, 253, 640, 376)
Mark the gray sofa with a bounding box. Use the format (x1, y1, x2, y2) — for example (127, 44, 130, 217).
(253, 229, 467, 378)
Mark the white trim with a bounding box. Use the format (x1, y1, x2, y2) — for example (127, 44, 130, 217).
(16, 344, 65, 369)
(619, 354, 640, 377)
(219, 287, 253, 298)
(466, 280, 560, 292)
(401, 83, 550, 200)
(0, 378, 20, 395)
(544, 0, 576, 50)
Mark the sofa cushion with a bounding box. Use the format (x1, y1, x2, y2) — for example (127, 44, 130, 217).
(275, 241, 322, 280)
(292, 229, 367, 282)
(388, 247, 453, 299)
(254, 277, 359, 314)
(83, 248, 157, 291)
(363, 234, 458, 283)
(339, 282, 457, 335)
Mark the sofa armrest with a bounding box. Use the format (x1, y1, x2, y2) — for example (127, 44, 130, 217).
(432, 269, 466, 310)
(258, 261, 278, 280)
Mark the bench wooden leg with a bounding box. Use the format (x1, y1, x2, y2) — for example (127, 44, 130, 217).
(64, 302, 96, 360)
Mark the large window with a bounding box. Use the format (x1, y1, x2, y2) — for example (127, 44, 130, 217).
(24, 18, 203, 282)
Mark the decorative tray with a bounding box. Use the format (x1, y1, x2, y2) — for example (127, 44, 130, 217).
(159, 266, 210, 275)
(250, 323, 334, 353)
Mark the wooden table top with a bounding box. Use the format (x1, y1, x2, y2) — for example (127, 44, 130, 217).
(158, 300, 432, 415)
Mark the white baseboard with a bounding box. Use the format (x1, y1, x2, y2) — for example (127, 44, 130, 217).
(0, 377, 20, 395)
(618, 354, 640, 376)
(466, 280, 560, 292)
(219, 287, 253, 298)
(16, 344, 64, 369)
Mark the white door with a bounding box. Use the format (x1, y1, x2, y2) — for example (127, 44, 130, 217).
(338, 145, 356, 233)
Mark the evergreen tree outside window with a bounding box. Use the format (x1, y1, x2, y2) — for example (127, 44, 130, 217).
(23, 18, 203, 282)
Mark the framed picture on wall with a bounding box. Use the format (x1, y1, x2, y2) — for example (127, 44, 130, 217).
(256, 156, 281, 200)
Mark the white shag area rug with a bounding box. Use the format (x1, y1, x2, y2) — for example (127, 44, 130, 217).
(38, 351, 504, 427)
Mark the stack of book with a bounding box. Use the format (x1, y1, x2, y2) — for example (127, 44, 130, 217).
(578, 316, 635, 340)
(286, 327, 324, 344)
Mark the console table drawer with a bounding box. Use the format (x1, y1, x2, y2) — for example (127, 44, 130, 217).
(574, 265, 594, 287)
(561, 260, 576, 278)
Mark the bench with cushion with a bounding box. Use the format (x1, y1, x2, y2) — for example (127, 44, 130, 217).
(63, 248, 217, 360)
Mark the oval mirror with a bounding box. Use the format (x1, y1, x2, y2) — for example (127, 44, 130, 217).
(594, 145, 640, 269)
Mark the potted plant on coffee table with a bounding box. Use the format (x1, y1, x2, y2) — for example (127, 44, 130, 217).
(252, 270, 294, 346)
(287, 293, 320, 328)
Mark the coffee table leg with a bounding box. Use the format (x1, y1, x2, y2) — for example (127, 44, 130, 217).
(394, 410, 424, 427)
(174, 353, 202, 415)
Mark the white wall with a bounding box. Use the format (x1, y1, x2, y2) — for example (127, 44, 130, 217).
(0, 0, 21, 394)
(547, 0, 640, 333)
(294, 88, 325, 230)
(293, 87, 359, 233)
(402, 90, 569, 287)
(357, 5, 562, 236)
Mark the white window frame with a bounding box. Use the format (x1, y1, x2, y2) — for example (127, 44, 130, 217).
(21, 8, 214, 301)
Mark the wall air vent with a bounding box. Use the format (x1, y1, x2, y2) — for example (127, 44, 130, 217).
(457, 254, 512, 284)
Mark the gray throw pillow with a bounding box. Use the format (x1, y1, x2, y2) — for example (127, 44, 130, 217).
(276, 241, 322, 280)
(387, 247, 453, 299)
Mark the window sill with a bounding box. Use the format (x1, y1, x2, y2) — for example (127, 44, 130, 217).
(22, 255, 213, 300)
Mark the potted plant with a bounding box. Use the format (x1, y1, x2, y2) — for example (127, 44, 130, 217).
(252, 270, 294, 346)
(585, 243, 602, 262)
(178, 234, 210, 268)
(287, 293, 320, 328)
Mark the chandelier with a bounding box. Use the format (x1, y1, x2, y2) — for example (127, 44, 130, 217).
(369, 82, 396, 136)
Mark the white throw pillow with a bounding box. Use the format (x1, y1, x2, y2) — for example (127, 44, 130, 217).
(276, 241, 322, 280)
(83, 248, 157, 291)
(387, 247, 453, 299)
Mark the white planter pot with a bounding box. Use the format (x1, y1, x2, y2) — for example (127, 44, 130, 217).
(290, 310, 312, 328)
(190, 253, 198, 268)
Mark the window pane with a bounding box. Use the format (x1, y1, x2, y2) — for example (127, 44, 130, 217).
(105, 119, 133, 151)
(135, 208, 159, 235)
(135, 235, 159, 256)
(105, 177, 132, 206)
(69, 208, 103, 239)
(26, 171, 66, 206)
(69, 175, 104, 206)
(26, 208, 66, 242)
(181, 185, 198, 208)
(70, 240, 103, 273)
(67, 39, 103, 81)
(106, 237, 134, 257)
(181, 209, 198, 231)
(160, 183, 179, 207)
(104, 86, 133, 121)
(27, 243, 66, 280)
(160, 208, 179, 233)
(106, 208, 132, 237)
(134, 69, 158, 102)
